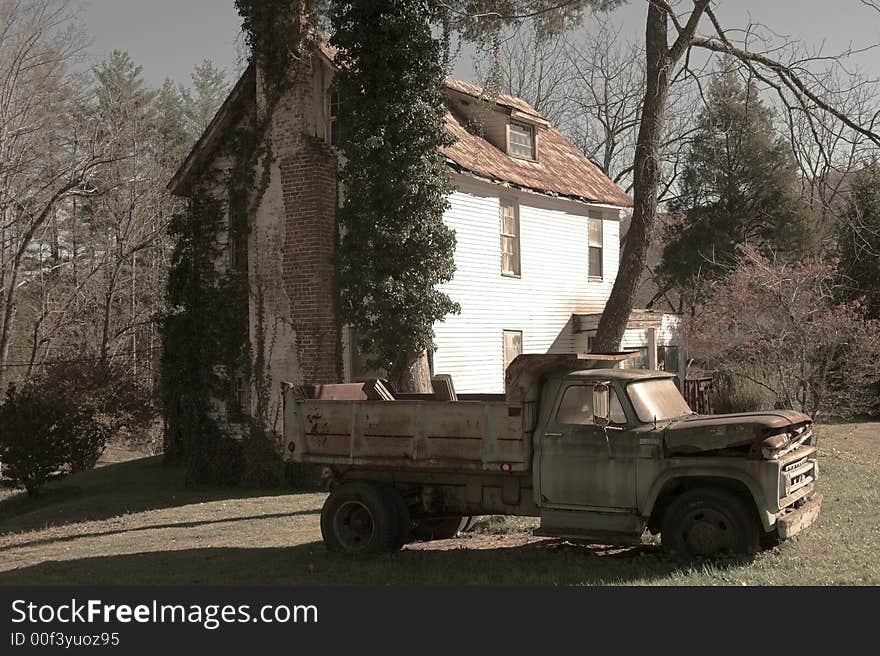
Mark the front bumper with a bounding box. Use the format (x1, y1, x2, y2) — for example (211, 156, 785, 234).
(777, 493, 823, 540)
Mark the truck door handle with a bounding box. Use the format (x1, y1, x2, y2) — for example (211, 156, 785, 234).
(544, 432, 563, 439)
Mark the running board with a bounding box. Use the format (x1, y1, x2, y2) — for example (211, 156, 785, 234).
(538, 508, 645, 544)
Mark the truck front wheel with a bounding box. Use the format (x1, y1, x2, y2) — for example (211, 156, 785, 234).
(321, 482, 404, 554)
(661, 488, 760, 558)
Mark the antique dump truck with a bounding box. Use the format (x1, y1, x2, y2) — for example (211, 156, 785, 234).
(282, 353, 822, 557)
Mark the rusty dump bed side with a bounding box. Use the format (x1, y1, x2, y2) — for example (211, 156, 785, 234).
(282, 353, 639, 474)
(283, 395, 528, 472)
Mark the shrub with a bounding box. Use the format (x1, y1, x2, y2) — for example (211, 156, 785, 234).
(0, 359, 156, 494)
(0, 385, 75, 496)
(690, 246, 880, 419)
(710, 373, 773, 415)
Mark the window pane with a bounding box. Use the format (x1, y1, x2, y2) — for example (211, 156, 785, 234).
(628, 378, 692, 423)
(509, 122, 534, 158)
(589, 246, 603, 279)
(500, 200, 521, 276)
(658, 346, 681, 373)
(610, 390, 627, 424)
(589, 218, 603, 247)
(557, 385, 594, 425)
(503, 331, 523, 373)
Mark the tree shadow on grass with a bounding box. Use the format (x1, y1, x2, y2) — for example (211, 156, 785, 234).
(0, 509, 321, 554)
(0, 457, 310, 537)
(0, 539, 755, 587)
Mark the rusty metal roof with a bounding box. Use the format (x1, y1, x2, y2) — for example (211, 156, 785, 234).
(442, 104, 631, 207)
(171, 38, 631, 209)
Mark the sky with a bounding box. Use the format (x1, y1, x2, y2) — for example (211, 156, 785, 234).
(78, 0, 880, 88)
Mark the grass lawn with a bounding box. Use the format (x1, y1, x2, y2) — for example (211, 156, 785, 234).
(0, 422, 877, 586)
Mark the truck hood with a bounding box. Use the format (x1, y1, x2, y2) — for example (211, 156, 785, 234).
(663, 410, 813, 456)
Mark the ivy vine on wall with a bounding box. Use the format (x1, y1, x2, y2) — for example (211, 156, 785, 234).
(159, 1, 314, 486)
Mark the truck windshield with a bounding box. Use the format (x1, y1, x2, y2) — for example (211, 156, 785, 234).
(628, 378, 692, 423)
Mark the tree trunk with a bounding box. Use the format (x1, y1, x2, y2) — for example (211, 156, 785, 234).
(592, 4, 673, 353)
(0, 264, 21, 392)
(392, 351, 432, 393)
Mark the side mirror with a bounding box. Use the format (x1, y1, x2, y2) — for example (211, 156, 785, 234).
(593, 383, 611, 427)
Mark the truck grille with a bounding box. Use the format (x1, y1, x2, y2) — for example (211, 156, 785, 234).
(780, 455, 816, 506)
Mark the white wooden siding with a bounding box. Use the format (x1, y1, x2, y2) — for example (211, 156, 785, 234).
(433, 175, 622, 393)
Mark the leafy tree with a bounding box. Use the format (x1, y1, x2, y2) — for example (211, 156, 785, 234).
(331, 0, 460, 391)
(658, 68, 818, 309)
(838, 164, 880, 319)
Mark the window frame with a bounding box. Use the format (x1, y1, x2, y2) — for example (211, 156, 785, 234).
(328, 90, 343, 148)
(227, 192, 248, 273)
(502, 330, 524, 377)
(500, 198, 522, 278)
(507, 121, 537, 160)
(588, 216, 604, 281)
(554, 383, 629, 427)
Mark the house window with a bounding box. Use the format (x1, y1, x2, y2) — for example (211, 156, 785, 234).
(500, 199, 521, 277)
(228, 194, 248, 272)
(329, 90, 344, 148)
(508, 121, 536, 159)
(228, 371, 250, 422)
(588, 217, 604, 280)
(503, 330, 523, 375)
(658, 346, 681, 373)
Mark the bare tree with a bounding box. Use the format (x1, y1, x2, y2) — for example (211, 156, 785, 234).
(474, 24, 575, 125)
(0, 0, 123, 390)
(474, 15, 699, 200)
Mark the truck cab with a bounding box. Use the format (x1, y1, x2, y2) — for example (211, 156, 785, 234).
(533, 368, 821, 556)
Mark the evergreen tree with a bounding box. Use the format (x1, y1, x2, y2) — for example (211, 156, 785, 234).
(838, 164, 880, 318)
(155, 79, 191, 169)
(331, 0, 459, 391)
(181, 60, 230, 141)
(658, 68, 818, 308)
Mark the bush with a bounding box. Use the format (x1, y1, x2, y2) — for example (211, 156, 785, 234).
(711, 373, 773, 415)
(0, 359, 156, 495)
(0, 385, 77, 496)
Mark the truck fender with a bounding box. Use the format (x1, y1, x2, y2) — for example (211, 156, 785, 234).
(642, 468, 775, 533)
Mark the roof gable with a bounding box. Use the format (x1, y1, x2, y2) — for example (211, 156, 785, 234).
(170, 40, 631, 208)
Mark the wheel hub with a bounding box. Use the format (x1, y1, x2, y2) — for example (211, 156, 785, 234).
(683, 509, 732, 556)
(334, 501, 375, 551)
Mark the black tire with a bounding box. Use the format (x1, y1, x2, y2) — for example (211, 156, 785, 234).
(320, 482, 404, 554)
(410, 515, 470, 541)
(661, 487, 760, 558)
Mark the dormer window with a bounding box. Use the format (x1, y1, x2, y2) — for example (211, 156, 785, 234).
(508, 121, 536, 159)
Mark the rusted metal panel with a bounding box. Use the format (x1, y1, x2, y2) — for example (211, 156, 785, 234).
(664, 411, 813, 455)
(684, 377, 714, 415)
(777, 493, 824, 539)
(284, 390, 531, 472)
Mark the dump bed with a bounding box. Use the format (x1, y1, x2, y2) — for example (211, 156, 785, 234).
(281, 353, 637, 474)
(283, 394, 527, 472)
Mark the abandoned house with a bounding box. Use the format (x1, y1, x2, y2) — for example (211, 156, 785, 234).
(168, 38, 686, 431)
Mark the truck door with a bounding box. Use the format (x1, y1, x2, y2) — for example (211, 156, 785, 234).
(539, 383, 638, 510)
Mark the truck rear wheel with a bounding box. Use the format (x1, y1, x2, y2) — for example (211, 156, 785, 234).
(321, 482, 404, 554)
(661, 488, 759, 558)
(410, 516, 471, 541)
